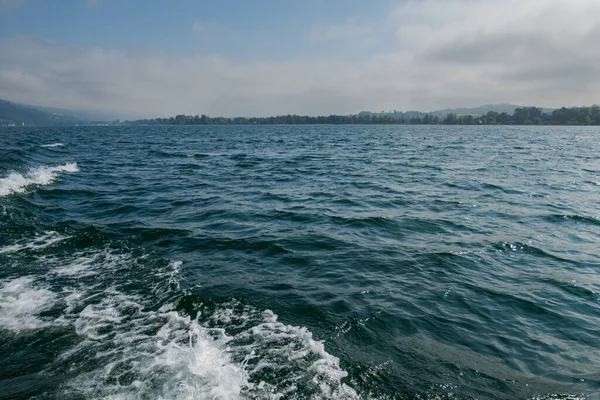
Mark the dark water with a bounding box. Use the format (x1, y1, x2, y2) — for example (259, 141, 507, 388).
(1, 125, 599, 400)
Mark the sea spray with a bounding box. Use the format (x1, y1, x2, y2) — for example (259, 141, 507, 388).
(0, 163, 78, 197)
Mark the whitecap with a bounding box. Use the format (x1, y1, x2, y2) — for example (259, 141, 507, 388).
(41, 143, 65, 148)
(0, 231, 71, 254)
(57, 286, 358, 400)
(0, 277, 57, 331)
(0, 163, 78, 197)
(51, 250, 107, 276)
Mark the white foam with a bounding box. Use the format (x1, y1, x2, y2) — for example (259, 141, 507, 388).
(0, 231, 70, 254)
(60, 294, 249, 399)
(0, 277, 57, 331)
(52, 251, 107, 276)
(0, 162, 78, 197)
(61, 294, 358, 399)
(41, 143, 65, 148)
(230, 309, 358, 399)
(1, 242, 357, 398)
(152, 311, 251, 400)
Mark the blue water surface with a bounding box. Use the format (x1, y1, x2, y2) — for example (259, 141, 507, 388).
(0, 125, 599, 400)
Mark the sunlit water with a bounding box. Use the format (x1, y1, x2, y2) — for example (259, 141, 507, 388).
(1, 125, 599, 400)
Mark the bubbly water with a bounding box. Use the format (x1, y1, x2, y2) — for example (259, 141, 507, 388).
(0, 125, 599, 400)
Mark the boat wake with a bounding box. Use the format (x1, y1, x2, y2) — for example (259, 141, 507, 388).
(0, 234, 358, 399)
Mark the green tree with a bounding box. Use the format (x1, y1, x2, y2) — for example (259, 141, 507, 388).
(514, 108, 530, 125)
(529, 107, 542, 120)
(552, 108, 569, 125)
(462, 115, 474, 124)
(485, 111, 499, 124)
(444, 113, 457, 125)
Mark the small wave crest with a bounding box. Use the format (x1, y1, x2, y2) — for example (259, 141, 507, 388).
(0, 231, 71, 254)
(41, 143, 65, 148)
(0, 162, 78, 197)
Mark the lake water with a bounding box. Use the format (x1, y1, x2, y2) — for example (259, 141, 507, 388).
(1, 125, 599, 399)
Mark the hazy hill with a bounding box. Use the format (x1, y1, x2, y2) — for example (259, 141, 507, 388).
(358, 110, 429, 121)
(30, 104, 124, 123)
(430, 103, 554, 117)
(359, 104, 536, 120)
(0, 99, 79, 126)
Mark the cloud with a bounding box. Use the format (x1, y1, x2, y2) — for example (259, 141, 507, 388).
(408, 0, 600, 106)
(312, 0, 600, 107)
(0, 0, 599, 118)
(0, 36, 367, 118)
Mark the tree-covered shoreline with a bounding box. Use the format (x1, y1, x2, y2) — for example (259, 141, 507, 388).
(127, 106, 600, 126)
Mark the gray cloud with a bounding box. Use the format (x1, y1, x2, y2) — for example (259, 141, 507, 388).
(424, 32, 557, 65)
(0, 36, 390, 118)
(0, 0, 599, 118)
(413, 0, 600, 107)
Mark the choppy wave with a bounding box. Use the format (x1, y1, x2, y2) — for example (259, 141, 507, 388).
(0, 162, 78, 197)
(3, 125, 600, 399)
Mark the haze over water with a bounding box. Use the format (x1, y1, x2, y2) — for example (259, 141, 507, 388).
(1, 125, 599, 399)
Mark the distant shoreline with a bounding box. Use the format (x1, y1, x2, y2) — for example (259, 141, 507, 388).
(124, 106, 600, 127)
(1, 99, 599, 127)
(3, 123, 598, 129)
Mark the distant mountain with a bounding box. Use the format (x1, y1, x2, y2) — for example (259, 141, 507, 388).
(430, 103, 554, 117)
(0, 99, 80, 126)
(0, 99, 129, 126)
(30, 104, 125, 123)
(358, 110, 429, 121)
(357, 104, 554, 120)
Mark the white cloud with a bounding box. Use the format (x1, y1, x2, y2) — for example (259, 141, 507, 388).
(0, 0, 599, 118)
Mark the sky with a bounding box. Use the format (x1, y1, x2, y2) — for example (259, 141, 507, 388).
(0, 0, 599, 118)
